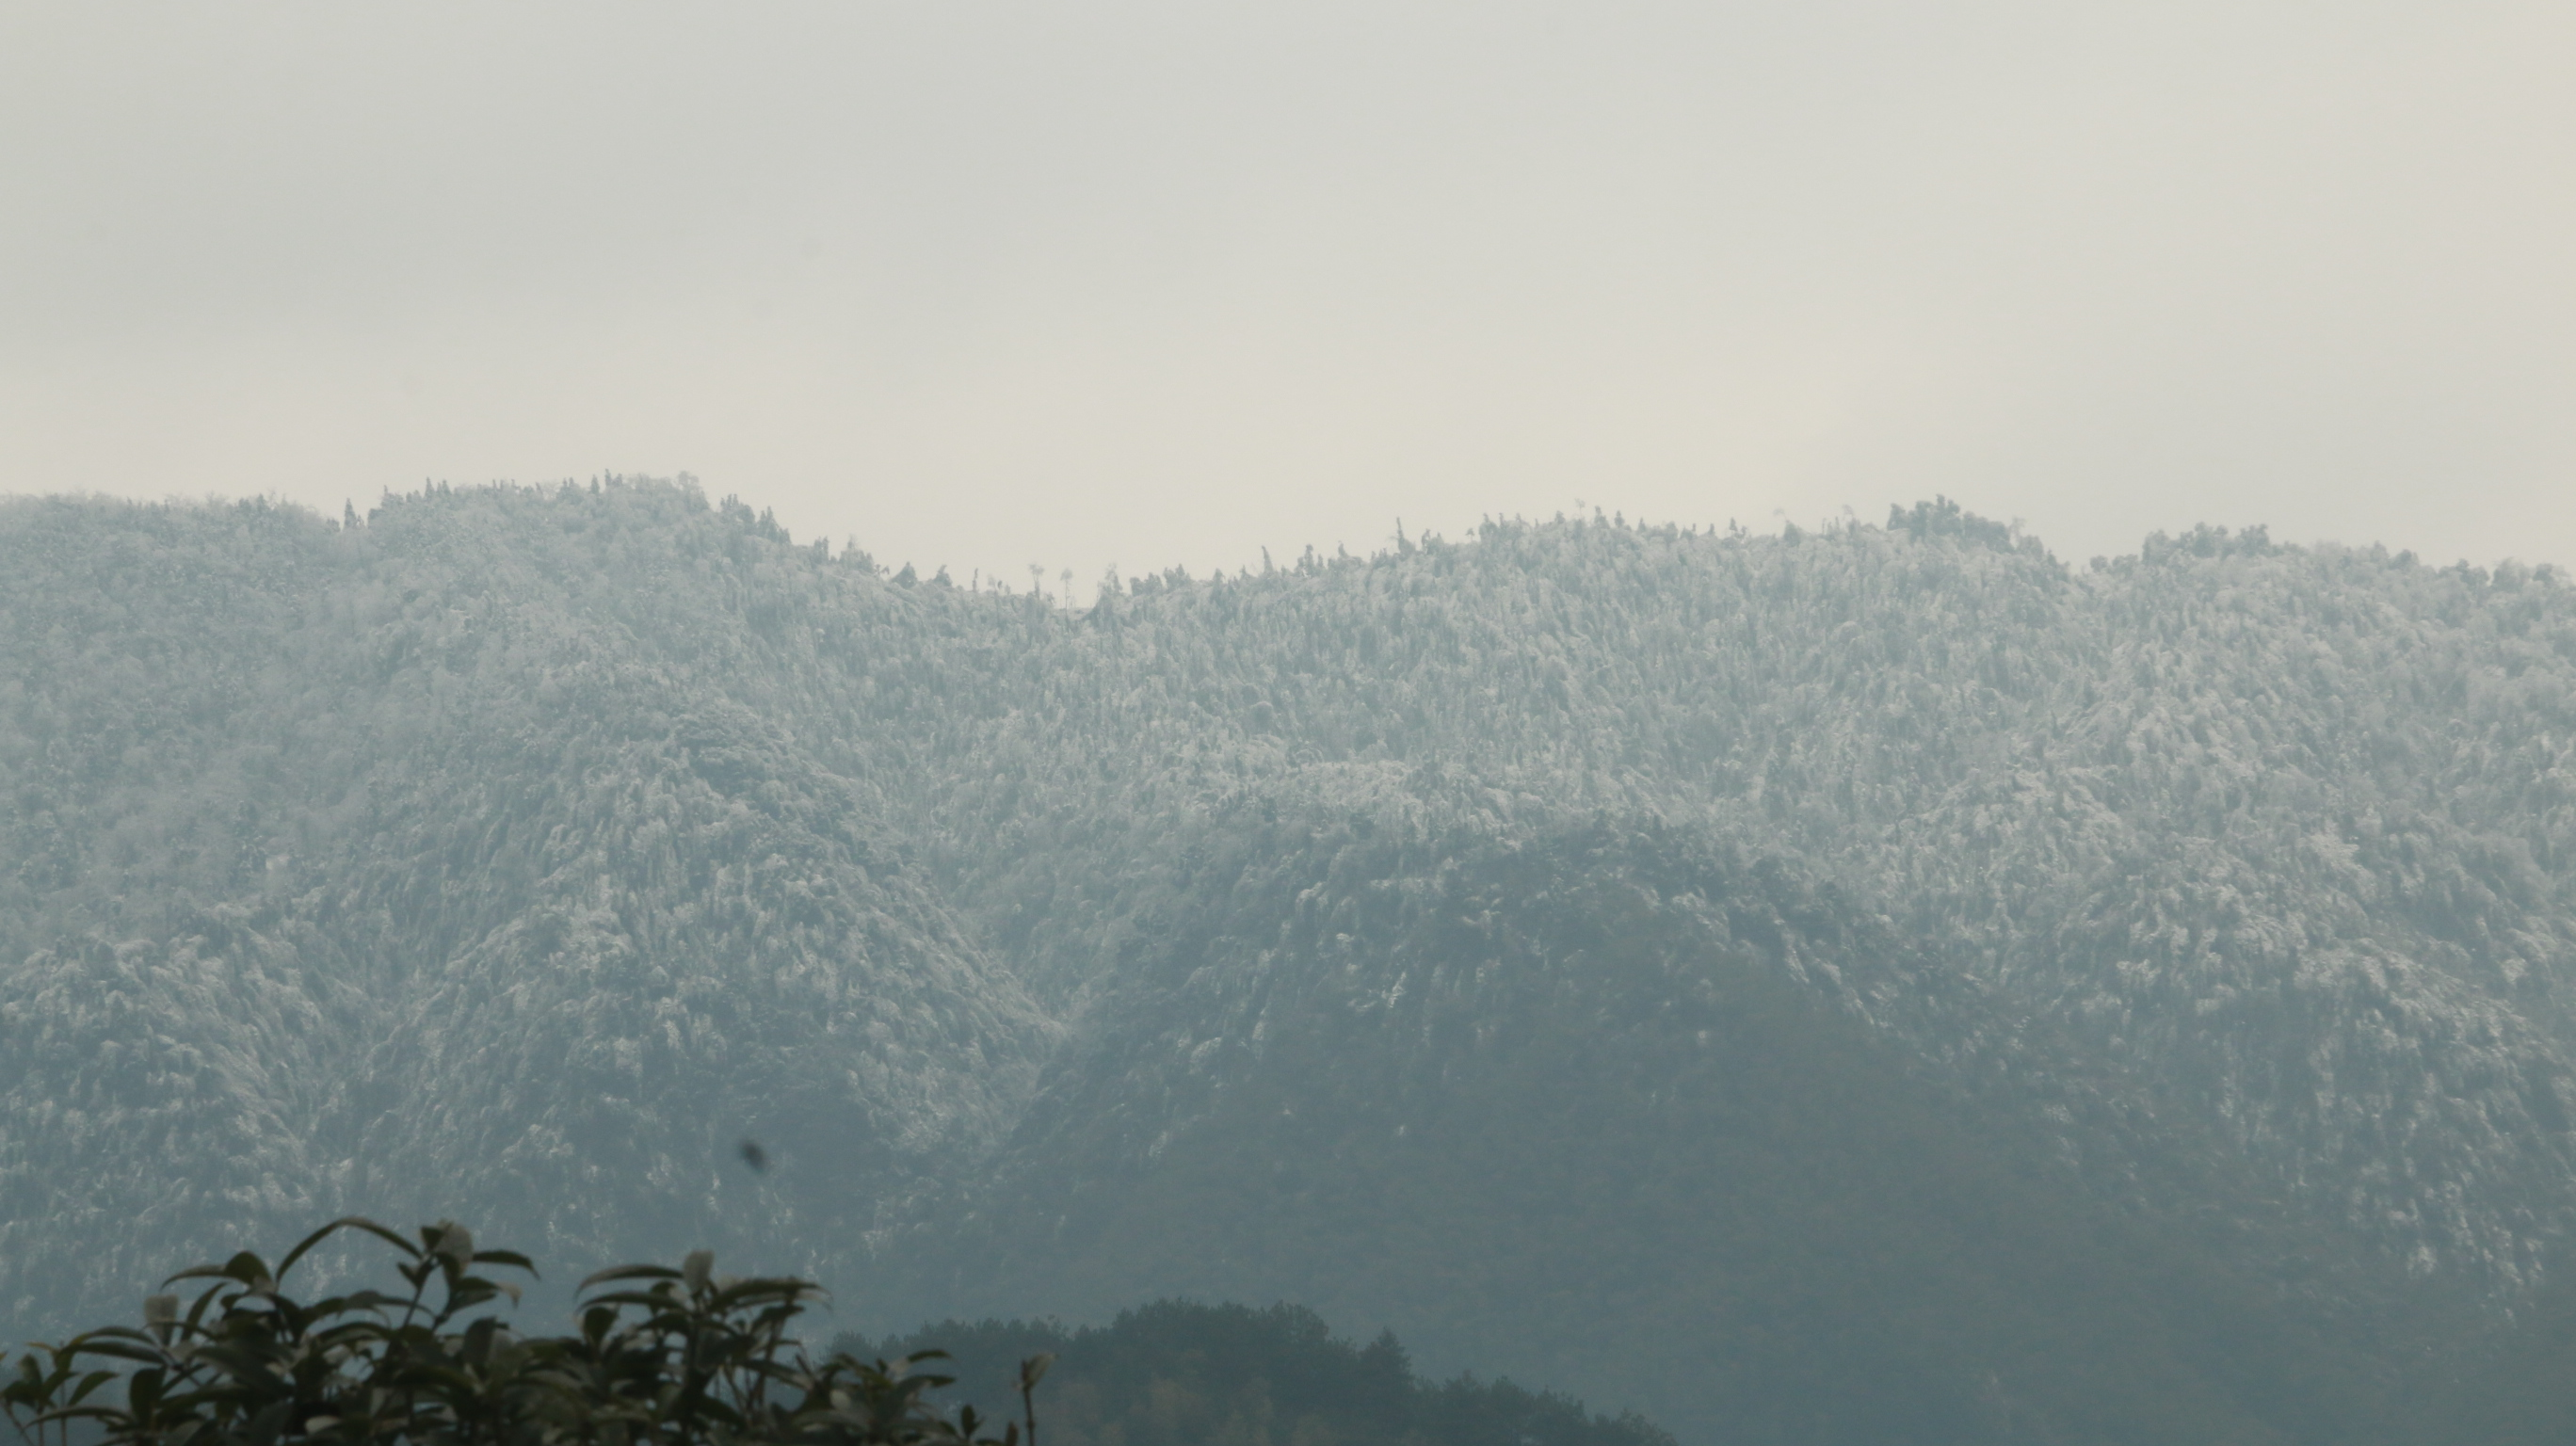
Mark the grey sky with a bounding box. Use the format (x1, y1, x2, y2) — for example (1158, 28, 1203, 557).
(5, 3, 2569, 589)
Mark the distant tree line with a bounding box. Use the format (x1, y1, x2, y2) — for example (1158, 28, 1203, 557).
(844, 1301, 1671, 1446)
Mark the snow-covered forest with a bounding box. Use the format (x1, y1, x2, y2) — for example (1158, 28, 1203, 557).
(8, 480, 2575, 1443)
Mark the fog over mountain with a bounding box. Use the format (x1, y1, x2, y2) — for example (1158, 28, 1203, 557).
(8, 481, 2576, 1442)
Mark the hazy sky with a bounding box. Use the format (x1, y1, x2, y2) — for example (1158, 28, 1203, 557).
(5, 4, 2570, 589)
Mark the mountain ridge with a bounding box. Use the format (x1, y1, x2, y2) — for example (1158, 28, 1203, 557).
(7, 481, 2574, 1440)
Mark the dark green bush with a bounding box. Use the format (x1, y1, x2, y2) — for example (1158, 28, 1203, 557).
(2, 1219, 1043, 1446)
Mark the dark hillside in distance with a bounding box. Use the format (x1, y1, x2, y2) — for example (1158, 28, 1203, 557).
(7, 482, 2575, 1442)
(845, 1300, 1673, 1446)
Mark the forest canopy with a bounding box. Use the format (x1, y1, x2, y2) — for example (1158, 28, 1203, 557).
(8, 481, 2576, 1442)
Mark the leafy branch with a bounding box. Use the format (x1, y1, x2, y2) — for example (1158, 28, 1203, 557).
(2, 1220, 1036, 1446)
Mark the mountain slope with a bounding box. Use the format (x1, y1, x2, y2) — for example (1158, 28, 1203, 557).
(883, 814, 2425, 1444)
(0, 492, 1055, 1326)
(6, 482, 2574, 1440)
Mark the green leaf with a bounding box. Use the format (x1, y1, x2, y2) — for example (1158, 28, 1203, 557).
(276, 1216, 420, 1279)
(58, 1339, 168, 1369)
(577, 1264, 684, 1291)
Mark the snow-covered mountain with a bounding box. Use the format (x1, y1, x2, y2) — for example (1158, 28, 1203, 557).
(7, 482, 2573, 1442)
